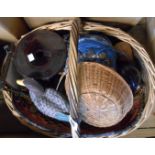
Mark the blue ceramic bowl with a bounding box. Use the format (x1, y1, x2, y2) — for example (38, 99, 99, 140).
(78, 35, 117, 68)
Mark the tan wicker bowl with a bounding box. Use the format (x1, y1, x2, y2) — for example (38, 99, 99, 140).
(65, 62, 133, 128)
(2, 18, 155, 138)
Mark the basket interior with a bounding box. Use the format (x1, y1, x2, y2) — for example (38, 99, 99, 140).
(11, 88, 144, 137)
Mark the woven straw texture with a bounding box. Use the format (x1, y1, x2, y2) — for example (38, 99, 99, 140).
(65, 62, 133, 128)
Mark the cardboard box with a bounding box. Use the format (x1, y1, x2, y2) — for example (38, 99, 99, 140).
(0, 17, 29, 42)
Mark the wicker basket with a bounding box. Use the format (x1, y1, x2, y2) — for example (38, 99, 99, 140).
(65, 62, 133, 128)
(2, 18, 155, 138)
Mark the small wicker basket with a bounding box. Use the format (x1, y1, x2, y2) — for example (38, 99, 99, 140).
(65, 62, 133, 128)
(2, 18, 155, 138)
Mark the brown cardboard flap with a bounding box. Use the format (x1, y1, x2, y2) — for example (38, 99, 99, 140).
(0, 18, 29, 42)
(24, 17, 142, 28)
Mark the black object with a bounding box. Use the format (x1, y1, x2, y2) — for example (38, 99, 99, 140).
(1, 44, 22, 89)
(14, 30, 67, 80)
(119, 65, 141, 93)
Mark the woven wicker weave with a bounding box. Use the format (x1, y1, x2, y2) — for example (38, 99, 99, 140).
(66, 62, 133, 128)
(2, 18, 155, 138)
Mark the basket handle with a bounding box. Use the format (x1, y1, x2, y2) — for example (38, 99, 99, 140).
(67, 18, 81, 138)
